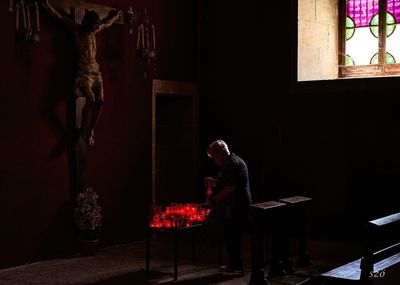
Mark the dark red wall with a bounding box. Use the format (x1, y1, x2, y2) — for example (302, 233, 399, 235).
(0, 0, 198, 268)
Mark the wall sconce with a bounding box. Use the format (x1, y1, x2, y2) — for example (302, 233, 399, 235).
(11, 0, 41, 42)
(135, 9, 156, 78)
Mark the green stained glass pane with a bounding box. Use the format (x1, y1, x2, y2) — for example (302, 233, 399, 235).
(345, 54, 355, 66)
(346, 17, 355, 40)
(370, 13, 396, 38)
(370, 52, 396, 64)
(370, 14, 379, 38)
(370, 53, 378, 64)
(386, 13, 396, 37)
(386, 52, 396, 64)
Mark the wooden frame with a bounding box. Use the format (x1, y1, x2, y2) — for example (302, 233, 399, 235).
(49, 0, 124, 24)
(151, 79, 198, 206)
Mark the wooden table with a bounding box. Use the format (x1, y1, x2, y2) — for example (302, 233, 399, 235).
(145, 222, 203, 281)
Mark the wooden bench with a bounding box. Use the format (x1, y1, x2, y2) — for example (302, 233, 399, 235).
(318, 212, 400, 285)
(278, 196, 313, 267)
(248, 197, 313, 285)
(248, 200, 288, 285)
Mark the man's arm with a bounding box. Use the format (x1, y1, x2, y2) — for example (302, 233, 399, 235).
(214, 185, 237, 202)
(96, 9, 123, 33)
(42, 0, 76, 29)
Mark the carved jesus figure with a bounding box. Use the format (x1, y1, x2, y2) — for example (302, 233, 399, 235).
(43, 0, 122, 146)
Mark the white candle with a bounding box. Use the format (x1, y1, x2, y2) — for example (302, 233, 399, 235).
(15, 4, 20, 29)
(152, 25, 156, 49)
(129, 6, 133, 34)
(136, 26, 141, 49)
(141, 24, 145, 48)
(26, 6, 31, 30)
(22, 2, 26, 29)
(35, 2, 40, 32)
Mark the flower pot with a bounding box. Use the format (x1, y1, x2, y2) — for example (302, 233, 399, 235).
(79, 239, 99, 256)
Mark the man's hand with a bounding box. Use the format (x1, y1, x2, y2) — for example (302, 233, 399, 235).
(117, 10, 124, 20)
(204, 177, 216, 189)
(107, 9, 121, 19)
(103, 9, 123, 24)
(204, 177, 215, 204)
(96, 9, 122, 32)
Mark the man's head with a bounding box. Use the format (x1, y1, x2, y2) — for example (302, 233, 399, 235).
(81, 10, 101, 33)
(207, 140, 230, 167)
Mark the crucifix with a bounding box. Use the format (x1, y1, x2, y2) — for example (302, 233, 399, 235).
(43, 0, 124, 146)
(42, 0, 128, 193)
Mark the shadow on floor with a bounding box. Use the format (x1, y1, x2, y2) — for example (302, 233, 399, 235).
(89, 270, 244, 285)
(88, 270, 170, 285)
(157, 273, 241, 285)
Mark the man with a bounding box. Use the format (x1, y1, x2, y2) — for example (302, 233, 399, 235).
(43, 0, 122, 146)
(205, 139, 253, 276)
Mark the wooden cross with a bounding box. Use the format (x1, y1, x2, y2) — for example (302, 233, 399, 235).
(49, 0, 124, 24)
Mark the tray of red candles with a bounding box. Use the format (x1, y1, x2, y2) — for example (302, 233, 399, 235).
(149, 203, 211, 229)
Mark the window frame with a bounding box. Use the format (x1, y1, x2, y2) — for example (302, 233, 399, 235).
(339, 0, 400, 78)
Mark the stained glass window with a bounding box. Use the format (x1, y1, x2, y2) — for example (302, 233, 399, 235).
(386, 0, 400, 64)
(346, 0, 379, 66)
(344, 0, 400, 67)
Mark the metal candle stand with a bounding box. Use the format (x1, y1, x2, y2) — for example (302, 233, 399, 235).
(135, 9, 156, 78)
(11, 0, 41, 42)
(146, 203, 210, 281)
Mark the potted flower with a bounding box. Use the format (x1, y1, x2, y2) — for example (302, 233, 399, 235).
(74, 187, 102, 255)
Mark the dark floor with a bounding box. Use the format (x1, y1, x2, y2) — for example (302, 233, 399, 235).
(0, 233, 398, 285)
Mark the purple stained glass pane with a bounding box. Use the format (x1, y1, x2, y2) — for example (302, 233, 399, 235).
(387, 0, 400, 23)
(347, 0, 379, 27)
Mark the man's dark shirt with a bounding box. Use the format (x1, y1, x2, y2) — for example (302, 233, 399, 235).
(214, 153, 252, 220)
